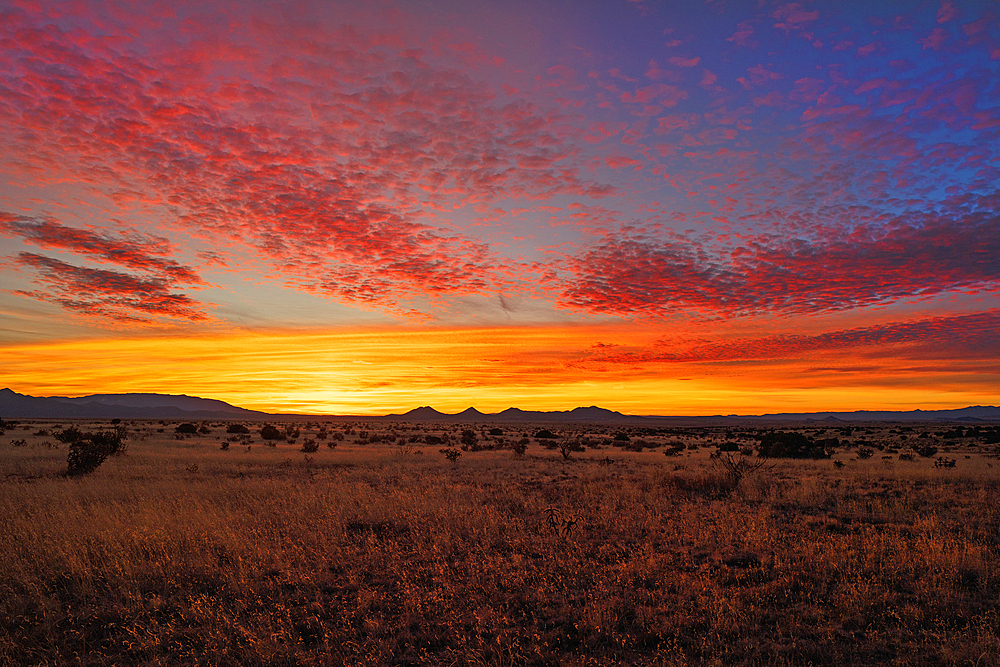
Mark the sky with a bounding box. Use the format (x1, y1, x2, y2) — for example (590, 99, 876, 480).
(1, 0, 998, 415)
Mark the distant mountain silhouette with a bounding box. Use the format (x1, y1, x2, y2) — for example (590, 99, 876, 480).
(0, 388, 266, 419)
(2, 388, 998, 422)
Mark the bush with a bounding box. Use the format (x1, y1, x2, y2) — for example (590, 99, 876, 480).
(535, 429, 556, 439)
(260, 425, 286, 441)
(757, 431, 831, 459)
(54, 426, 86, 444)
(301, 438, 319, 453)
(65, 426, 127, 476)
(440, 448, 461, 465)
(916, 445, 938, 458)
(175, 423, 198, 434)
(226, 424, 250, 434)
(856, 447, 874, 460)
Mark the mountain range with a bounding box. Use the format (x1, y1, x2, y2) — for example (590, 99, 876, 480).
(1, 388, 998, 422)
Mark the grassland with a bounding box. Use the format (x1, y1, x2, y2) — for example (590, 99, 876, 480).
(2, 419, 999, 666)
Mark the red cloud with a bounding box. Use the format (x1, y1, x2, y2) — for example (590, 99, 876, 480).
(12, 253, 209, 322)
(558, 199, 1000, 317)
(0, 212, 203, 285)
(584, 310, 1000, 365)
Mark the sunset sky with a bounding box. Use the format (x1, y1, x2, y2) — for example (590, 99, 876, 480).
(1, 0, 998, 415)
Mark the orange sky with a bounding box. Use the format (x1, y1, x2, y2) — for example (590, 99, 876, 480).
(2, 324, 996, 415)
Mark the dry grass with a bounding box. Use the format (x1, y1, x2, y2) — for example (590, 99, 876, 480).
(1, 419, 999, 666)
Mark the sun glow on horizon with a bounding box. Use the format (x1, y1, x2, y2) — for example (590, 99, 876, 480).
(2, 326, 995, 416)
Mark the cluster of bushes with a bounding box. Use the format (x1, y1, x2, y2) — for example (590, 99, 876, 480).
(757, 431, 834, 459)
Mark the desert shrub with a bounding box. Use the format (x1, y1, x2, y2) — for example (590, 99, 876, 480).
(711, 453, 775, 493)
(65, 427, 127, 476)
(67, 440, 110, 476)
(425, 434, 443, 445)
(663, 444, 685, 457)
(558, 440, 585, 460)
(226, 423, 250, 434)
(899, 452, 915, 461)
(198, 424, 211, 434)
(934, 457, 957, 468)
(718, 441, 740, 452)
(220, 440, 230, 451)
(489, 428, 504, 436)
(11, 439, 27, 447)
(175, 423, 198, 434)
(757, 431, 831, 459)
(440, 447, 461, 465)
(460, 429, 478, 449)
(301, 438, 319, 453)
(916, 445, 939, 458)
(54, 426, 86, 444)
(612, 432, 630, 442)
(260, 425, 286, 441)
(512, 439, 528, 458)
(535, 429, 556, 439)
(856, 447, 874, 460)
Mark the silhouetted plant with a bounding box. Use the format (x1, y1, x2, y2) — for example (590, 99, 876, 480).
(175, 423, 198, 434)
(512, 439, 528, 458)
(54, 426, 85, 444)
(757, 431, 831, 459)
(260, 425, 285, 441)
(440, 447, 461, 465)
(856, 447, 874, 460)
(558, 440, 584, 460)
(65, 426, 127, 476)
(226, 423, 250, 434)
(916, 445, 939, 458)
(711, 452, 775, 492)
(535, 429, 556, 439)
(301, 438, 319, 453)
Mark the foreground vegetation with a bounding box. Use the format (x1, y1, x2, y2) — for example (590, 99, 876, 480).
(2, 418, 999, 666)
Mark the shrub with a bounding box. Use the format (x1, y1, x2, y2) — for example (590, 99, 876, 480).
(757, 431, 831, 459)
(558, 440, 584, 460)
(175, 423, 198, 434)
(489, 428, 504, 436)
(301, 438, 319, 453)
(54, 426, 86, 444)
(512, 439, 528, 458)
(226, 423, 250, 434)
(535, 429, 556, 439)
(65, 427, 127, 476)
(856, 447, 874, 460)
(916, 445, 938, 458)
(220, 440, 230, 451)
(260, 425, 286, 441)
(440, 448, 461, 465)
(460, 429, 478, 449)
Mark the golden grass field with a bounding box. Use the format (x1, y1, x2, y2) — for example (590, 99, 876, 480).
(2, 419, 999, 666)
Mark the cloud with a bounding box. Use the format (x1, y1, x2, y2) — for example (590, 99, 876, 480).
(582, 310, 1000, 365)
(0, 6, 612, 317)
(0, 212, 203, 284)
(12, 252, 209, 322)
(558, 200, 1000, 317)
